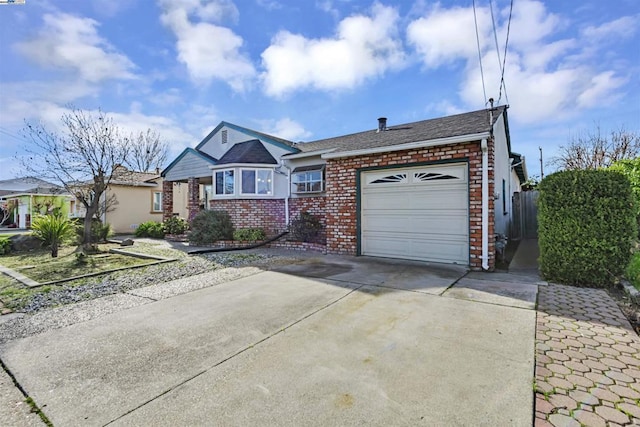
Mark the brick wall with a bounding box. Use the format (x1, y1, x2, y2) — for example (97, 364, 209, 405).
(187, 178, 200, 221)
(289, 196, 326, 244)
(162, 180, 173, 222)
(209, 199, 286, 234)
(324, 140, 496, 270)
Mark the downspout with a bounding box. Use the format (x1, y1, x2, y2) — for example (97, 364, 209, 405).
(280, 161, 291, 227)
(481, 138, 489, 270)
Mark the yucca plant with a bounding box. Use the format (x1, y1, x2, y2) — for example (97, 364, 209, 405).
(31, 214, 75, 258)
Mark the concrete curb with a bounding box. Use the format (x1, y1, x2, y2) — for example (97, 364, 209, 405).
(621, 279, 640, 304)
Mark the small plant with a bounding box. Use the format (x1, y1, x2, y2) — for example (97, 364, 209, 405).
(135, 221, 165, 238)
(233, 228, 266, 241)
(0, 237, 10, 255)
(163, 216, 189, 235)
(290, 211, 323, 243)
(626, 251, 640, 291)
(188, 210, 234, 245)
(31, 214, 75, 258)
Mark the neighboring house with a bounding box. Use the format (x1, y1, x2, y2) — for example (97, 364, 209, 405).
(72, 165, 168, 234)
(162, 106, 527, 270)
(0, 177, 74, 228)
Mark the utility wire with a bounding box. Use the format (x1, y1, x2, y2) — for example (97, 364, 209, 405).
(489, 0, 503, 77)
(498, 0, 513, 105)
(473, 0, 487, 104)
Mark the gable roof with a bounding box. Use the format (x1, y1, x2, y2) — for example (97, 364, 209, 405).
(196, 121, 299, 154)
(216, 140, 278, 165)
(161, 148, 218, 177)
(0, 177, 66, 197)
(111, 165, 159, 186)
(290, 106, 506, 156)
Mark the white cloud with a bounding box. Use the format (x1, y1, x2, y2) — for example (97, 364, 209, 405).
(260, 118, 312, 141)
(261, 3, 406, 97)
(257, 0, 283, 11)
(408, 0, 632, 124)
(15, 13, 136, 83)
(158, 0, 255, 91)
(582, 16, 638, 42)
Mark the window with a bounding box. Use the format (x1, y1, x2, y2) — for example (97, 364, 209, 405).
(241, 169, 273, 195)
(215, 170, 234, 195)
(152, 192, 162, 212)
(292, 165, 324, 193)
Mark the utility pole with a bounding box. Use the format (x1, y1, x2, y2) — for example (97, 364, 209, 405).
(539, 146, 544, 179)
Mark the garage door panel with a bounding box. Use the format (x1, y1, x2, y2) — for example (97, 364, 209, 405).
(362, 235, 468, 264)
(361, 163, 469, 265)
(362, 213, 467, 235)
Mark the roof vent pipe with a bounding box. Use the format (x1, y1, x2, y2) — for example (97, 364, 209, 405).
(377, 117, 387, 133)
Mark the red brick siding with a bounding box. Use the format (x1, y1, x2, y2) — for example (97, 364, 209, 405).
(209, 199, 286, 234)
(324, 140, 496, 270)
(162, 180, 173, 222)
(289, 196, 326, 244)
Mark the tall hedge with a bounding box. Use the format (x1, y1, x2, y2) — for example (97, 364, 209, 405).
(538, 170, 636, 286)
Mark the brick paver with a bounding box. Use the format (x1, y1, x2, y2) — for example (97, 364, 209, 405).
(535, 284, 640, 426)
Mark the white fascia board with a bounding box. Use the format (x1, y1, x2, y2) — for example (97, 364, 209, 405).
(282, 149, 336, 159)
(320, 132, 490, 160)
(209, 163, 277, 170)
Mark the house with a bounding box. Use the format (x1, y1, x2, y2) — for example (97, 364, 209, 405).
(0, 177, 74, 228)
(162, 106, 527, 270)
(71, 165, 174, 234)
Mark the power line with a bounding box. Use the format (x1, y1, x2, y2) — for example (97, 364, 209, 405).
(498, 0, 513, 105)
(489, 0, 503, 77)
(0, 127, 26, 143)
(473, 0, 487, 104)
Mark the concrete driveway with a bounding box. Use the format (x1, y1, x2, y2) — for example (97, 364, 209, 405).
(0, 255, 537, 426)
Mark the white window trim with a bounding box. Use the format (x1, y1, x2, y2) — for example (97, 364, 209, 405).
(214, 169, 235, 197)
(152, 191, 162, 212)
(240, 168, 274, 196)
(292, 168, 325, 194)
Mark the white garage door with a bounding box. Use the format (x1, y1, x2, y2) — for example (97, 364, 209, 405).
(361, 163, 469, 264)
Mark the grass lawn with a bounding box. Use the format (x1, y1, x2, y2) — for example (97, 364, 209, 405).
(0, 243, 165, 309)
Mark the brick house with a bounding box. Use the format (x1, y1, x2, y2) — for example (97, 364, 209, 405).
(161, 106, 527, 270)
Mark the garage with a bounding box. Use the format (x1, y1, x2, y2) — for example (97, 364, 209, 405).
(360, 163, 469, 264)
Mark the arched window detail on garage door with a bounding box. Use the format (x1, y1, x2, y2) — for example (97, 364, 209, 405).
(370, 173, 408, 184)
(413, 172, 458, 181)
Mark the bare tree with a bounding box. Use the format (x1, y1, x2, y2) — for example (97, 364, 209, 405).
(0, 200, 16, 225)
(125, 129, 168, 172)
(20, 108, 164, 251)
(551, 127, 640, 170)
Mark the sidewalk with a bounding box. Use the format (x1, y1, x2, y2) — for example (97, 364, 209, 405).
(511, 239, 640, 426)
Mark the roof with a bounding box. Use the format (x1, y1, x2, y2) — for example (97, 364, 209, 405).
(216, 140, 278, 165)
(0, 177, 66, 197)
(510, 152, 528, 184)
(196, 121, 299, 154)
(110, 165, 159, 186)
(289, 106, 506, 155)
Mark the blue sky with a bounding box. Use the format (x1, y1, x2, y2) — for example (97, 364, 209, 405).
(0, 0, 638, 180)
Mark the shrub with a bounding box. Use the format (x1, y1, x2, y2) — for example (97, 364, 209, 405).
(233, 228, 266, 241)
(163, 216, 189, 235)
(31, 214, 75, 258)
(188, 210, 234, 245)
(538, 169, 636, 286)
(626, 251, 640, 291)
(135, 221, 165, 238)
(72, 218, 111, 244)
(290, 211, 323, 243)
(0, 237, 10, 255)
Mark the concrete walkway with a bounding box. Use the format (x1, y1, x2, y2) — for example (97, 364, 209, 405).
(510, 239, 640, 426)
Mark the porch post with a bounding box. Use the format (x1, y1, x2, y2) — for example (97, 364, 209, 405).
(162, 180, 173, 222)
(187, 177, 200, 221)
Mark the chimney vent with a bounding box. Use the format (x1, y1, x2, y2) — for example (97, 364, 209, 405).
(377, 117, 387, 133)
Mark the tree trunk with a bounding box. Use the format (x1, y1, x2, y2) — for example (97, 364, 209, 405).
(51, 241, 59, 258)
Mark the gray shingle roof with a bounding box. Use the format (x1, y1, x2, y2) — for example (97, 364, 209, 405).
(216, 140, 278, 165)
(0, 177, 66, 197)
(292, 106, 505, 155)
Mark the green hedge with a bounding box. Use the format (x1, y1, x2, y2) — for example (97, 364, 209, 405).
(188, 210, 234, 245)
(538, 169, 636, 286)
(233, 228, 266, 241)
(135, 221, 165, 238)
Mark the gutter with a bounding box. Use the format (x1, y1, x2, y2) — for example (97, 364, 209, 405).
(481, 138, 489, 271)
(321, 132, 490, 160)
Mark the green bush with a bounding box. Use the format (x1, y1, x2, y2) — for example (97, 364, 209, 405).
(188, 210, 234, 245)
(163, 216, 189, 235)
(73, 218, 112, 244)
(31, 214, 75, 258)
(626, 251, 640, 291)
(0, 237, 10, 255)
(135, 221, 165, 238)
(233, 228, 266, 241)
(290, 211, 323, 243)
(538, 169, 636, 286)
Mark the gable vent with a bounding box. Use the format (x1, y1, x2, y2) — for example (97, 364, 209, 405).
(221, 129, 228, 144)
